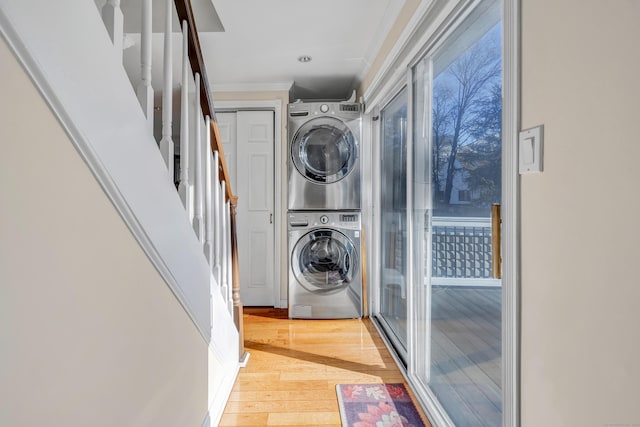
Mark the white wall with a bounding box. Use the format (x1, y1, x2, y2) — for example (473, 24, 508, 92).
(0, 36, 208, 427)
(520, 0, 640, 425)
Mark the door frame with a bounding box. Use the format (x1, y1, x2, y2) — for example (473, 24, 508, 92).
(362, 0, 520, 425)
(214, 100, 283, 308)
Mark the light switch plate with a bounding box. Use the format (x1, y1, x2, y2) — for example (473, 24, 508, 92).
(519, 125, 544, 173)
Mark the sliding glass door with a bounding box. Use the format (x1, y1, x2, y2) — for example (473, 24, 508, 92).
(376, 0, 504, 425)
(378, 87, 409, 360)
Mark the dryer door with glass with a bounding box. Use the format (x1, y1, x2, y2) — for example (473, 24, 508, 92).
(292, 228, 358, 294)
(291, 117, 358, 184)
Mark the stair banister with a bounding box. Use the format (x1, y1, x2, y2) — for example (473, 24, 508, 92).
(96, 0, 244, 359)
(173, 0, 245, 361)
(172, 0, 233, 201)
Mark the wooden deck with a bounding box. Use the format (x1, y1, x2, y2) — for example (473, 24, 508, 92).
(431, 286, 502, 427)
(220, 307, 431, 426)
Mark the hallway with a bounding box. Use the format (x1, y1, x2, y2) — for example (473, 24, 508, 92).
(220, 308, 430, 426)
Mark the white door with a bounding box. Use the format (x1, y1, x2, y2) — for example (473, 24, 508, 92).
(217, 110, 275, 306)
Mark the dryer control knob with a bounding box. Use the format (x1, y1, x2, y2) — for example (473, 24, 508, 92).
(320, 215, 329, 224)
(320, 104, 329, 113)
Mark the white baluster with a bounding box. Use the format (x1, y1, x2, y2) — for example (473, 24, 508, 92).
(158, 0, 174, 180)
(136, 0, 153, 130)
(220, 180, 228, 302)
(101, 0, 124, 54)
(213, 151, 222, 288)
(203, 117, 214, 263)
(225, 199, 233, 315)
(192, 74, 204, 241)
(178, 21, 191, 212)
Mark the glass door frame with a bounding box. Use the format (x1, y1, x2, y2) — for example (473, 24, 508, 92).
(367, 0, 521, 425)
(373, 79, 411, 365)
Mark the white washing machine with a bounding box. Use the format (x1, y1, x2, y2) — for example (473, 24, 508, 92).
(288, 102, 361, 210)
(288, 211, 362, 319)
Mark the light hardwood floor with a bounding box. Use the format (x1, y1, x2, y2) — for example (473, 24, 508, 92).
(220, 308, 431, 427)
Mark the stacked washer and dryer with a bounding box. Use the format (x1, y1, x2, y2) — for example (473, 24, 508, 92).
(287, 101, 363, 319)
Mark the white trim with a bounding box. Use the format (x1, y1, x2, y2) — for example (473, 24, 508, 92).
(0, 8, 213, 342)
(502, 0, 521, 425)
(212, 81, 293, 93)
(432, 216, 491, 227)
(213, 99, 283, 309)
(405, 66, 416, 379)
(369, 105, 382, 317)
(432, 278, 501, 287)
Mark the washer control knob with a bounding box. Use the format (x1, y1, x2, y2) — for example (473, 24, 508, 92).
(320, 215, 329, 224)
(320, 104, 329, 113)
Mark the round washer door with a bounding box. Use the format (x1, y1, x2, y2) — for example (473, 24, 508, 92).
(291, 117, 357, 184)
(292, 228, 358, 293)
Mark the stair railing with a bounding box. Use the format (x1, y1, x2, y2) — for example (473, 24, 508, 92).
(100, 0, 246, 362)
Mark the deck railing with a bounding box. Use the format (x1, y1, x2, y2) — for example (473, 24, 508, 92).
(432, 216, 500, 286)
(100, 0, 245, 360)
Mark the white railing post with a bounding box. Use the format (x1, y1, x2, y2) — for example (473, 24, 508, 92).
(158, 0, 174, 180)
(136, 0, 154, 131)
(219, 180, 228, 303)
(192, 74, 204, 241)
(178, 21, 191, 213)
(101, 0, 124, 54)
(204, 118, 214, 263)
(213, 151, 222, 288)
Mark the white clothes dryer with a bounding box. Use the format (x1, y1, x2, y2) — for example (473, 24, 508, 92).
(288, 211, 362, 319)
(288, 102, 361, 210)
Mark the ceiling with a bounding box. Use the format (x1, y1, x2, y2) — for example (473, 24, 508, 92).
(199, 0, 406, 100)
(99, 0, 407, 102)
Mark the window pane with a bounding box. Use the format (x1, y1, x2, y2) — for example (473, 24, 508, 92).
(379, 87, 409, 357)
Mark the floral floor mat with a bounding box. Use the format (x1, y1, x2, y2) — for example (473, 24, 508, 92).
(336, 383, 428, 427)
